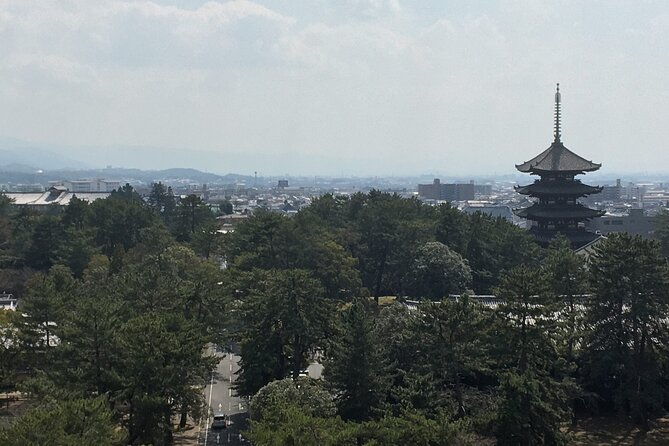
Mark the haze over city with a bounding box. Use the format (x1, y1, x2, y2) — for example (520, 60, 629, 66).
(1, 0, 669, 175)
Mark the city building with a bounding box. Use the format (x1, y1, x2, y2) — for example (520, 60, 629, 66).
(418, 179, 475, 202)
(0, 292, 17, 311)
(49, 179, 121, 192)
(585, 208, 657, 239)
(461, 202, 515, 223)
(514, 84, 603, 248)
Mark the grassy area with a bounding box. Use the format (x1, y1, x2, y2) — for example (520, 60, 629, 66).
(565, 416, 669, 445)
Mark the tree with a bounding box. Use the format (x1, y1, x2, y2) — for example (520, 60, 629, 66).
(656, 209, 669, 259)
(246, 405, 475, 446)
(88, 192, 157, 256)
(582, 234, 669, 426)
(324, 299, 386, 421)
(235, 270, 335, 396)
(25, 215, 64, 270)
(246, 404, 355, 446)
(352, 191, 431, 302)
(62, 196, 89, 230)
(464, 212, 540, 294)
(174, 194, 213, 242)
(117, 314, 213, 445)
(494, 266, 571, 446)
(405, 242, 472, 299)
(56, 228, 96, 278)
(190, 220, 220, 259)
(18, 266, 75, 365)
(434, 203, 469, 254)
(227, 210, 361, 300)
(544, 235, 588, 363)
(0, 397, 126, 446)
(53, 260, 123, 398)
(147, 182, 177, 226)
(414, 296, 490, 418)
(0, 310, 22, 392)
(250, 377, 336, 421)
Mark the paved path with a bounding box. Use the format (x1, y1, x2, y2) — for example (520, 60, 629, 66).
(197, 349, 249, 446)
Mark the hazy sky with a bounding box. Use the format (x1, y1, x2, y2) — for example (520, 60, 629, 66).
(1, 0, 668, 175)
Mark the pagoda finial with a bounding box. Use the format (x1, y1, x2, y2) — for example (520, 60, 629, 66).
(554, 83, 561, 143)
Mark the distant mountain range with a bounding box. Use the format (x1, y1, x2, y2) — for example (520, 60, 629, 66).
(0, 135, 447, 177)
(0, 136, 262, 184)
(0, 165, 254, 186)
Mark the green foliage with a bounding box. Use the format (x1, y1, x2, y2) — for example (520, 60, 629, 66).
(493, 266, 572, 444)
(12, 242, 222, 444)
(235, 269, 336, 396)
(0, 397, 126, 446)
(357, 410, 476, 446)
(496, 371, 569, 446)
(324, 299, 387, 420)
(250, 377, 336, 421)
(545, 234, 588, 362)
(174, 194, 214, 242)
(582, 233, 669, 425)
(147, 182, 177, 226)
(0, 310, 22, 391)
(413, 296, 490, 418)
(25, 215, 64, 270)
(246, 404, 355, 446)
(8, 187, 669, 443)
(88, 188, 158, 256)
(405, 242, 472, 299)
(656, 209, 669, 259)
(246, 404, 476, 446)
(226, 209, 361, 300)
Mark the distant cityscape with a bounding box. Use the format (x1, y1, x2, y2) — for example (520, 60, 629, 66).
(2, 165, 667, 243)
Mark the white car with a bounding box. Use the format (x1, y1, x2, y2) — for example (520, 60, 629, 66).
(211, 413, 227, 429)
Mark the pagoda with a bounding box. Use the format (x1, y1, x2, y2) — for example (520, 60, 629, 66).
(514, 84, 603, 248)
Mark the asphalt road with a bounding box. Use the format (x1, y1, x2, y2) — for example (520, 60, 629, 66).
(198, 349, 250, 446)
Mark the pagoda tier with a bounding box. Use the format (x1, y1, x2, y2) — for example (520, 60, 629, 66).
(515, 141, 600, 174)
(515, 203, 604, 220)
(513, 84, 603, 249)
(527, 227, 601, 247)
(515, 179, 602, 197)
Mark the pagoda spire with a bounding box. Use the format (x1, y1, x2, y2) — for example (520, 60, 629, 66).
(554, 83, 561, 143)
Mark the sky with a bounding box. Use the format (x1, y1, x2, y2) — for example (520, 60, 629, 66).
(0, 0, 668, 176)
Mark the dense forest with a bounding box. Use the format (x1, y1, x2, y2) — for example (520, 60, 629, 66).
(1, 185, 669, 445)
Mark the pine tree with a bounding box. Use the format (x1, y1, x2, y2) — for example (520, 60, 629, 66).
(494, 266, 571, 446)
(324, 298, 386, 421)
(582, 233, 669, 426)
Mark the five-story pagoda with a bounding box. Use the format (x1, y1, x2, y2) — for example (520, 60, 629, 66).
(514, 84, 603, 248)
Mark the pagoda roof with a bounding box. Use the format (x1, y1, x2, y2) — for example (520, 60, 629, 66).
(516, 181, 602, 196)
(514, 204, 604, 220)
(528, 227, 601, 249)
(516, 141, 601, 173)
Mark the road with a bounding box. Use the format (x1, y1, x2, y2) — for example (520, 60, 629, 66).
(198, 348, 249, 446)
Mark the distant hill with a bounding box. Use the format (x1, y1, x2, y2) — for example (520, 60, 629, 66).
(0, 137, 92, 170)
(0, 136, 261, 184)
(0, 166, 254, 186)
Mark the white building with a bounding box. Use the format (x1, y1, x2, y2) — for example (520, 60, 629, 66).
(49, 179, 121, 193)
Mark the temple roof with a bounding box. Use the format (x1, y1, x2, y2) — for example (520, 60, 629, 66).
(528, 227, 601, 249)
(514, 203, 604, 220)
(516, 141, 601, 173)
(515, 181, 602, 196)
(517, 84, 601, 174)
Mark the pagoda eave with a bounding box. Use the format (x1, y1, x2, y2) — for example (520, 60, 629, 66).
(515, 183, 603, 196)
(527, 227, 600, 249)
(514, 205, 604, 220)
(515, 141, 601, 174)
